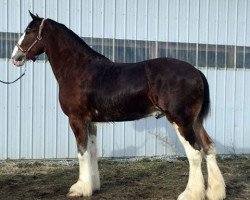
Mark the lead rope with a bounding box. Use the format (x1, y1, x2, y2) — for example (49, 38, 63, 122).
(0, 66, 26, 84)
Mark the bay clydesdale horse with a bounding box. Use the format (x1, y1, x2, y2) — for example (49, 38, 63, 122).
(11, 11, 226, 200)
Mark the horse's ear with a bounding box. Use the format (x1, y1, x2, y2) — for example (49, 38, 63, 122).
(29, 10, 38, 20)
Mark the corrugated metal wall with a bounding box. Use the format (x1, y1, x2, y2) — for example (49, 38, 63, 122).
(0, 0, 249, 159)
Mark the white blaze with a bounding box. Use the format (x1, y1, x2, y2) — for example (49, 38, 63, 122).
(11, 32, 26, 58)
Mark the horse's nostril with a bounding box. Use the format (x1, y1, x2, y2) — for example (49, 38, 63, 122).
(13, 54, 24, 61)
(16, 55, 24, 61)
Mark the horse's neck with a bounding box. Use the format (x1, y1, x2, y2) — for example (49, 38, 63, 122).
(44, 28, 109, 82)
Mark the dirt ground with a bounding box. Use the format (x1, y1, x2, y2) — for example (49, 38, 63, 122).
(0, 155, 249, 200)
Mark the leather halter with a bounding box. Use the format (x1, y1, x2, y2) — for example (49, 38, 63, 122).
(17, 18, 46, 56)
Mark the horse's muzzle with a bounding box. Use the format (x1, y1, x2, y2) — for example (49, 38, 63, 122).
(12, 53, 26, 67)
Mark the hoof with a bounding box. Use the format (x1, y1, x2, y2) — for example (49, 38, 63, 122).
(67, 180, 93, 198)
(206, 185, 226, 200)
(178, 189, 205, 200)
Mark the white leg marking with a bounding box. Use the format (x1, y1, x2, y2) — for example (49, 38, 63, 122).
(67, 152, 93, 197)
(173, 123, 205, 200)
(206, 145, 226, 200)
(89, 134, 100, 191)
(11, 32, 26, 58)
(68, 138, 94, 197)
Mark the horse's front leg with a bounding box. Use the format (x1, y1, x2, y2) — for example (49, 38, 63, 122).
(67, 116, 100, 197)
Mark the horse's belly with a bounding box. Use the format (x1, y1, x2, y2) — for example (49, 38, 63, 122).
(91, 94, 155, 122)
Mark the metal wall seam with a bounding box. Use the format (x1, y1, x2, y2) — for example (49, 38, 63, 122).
(242, 0, 248, 151)
(195, 0, 200, 67)
(112, 0, 116, 157)
(6, 0, 9, 159)
(154, 0, 159, 156)
(145, 0, 148, 157)
(67, 0, 71, 159)
(112, 0, 116, 61)
(213, 0, 219, 147)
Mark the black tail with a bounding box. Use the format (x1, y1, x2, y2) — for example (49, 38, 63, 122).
(197, 70, 210, 123)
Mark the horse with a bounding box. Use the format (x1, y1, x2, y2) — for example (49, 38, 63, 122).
(11, 11, 226, 200)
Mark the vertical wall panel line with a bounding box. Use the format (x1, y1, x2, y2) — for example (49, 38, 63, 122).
(234, 0, 239, 67)
(18, 0, 22, 159)
(223, 0, 229, 152)
(55, 0, 58, 158)
(225, 0, 228, 69)
(55, 0, 59, 158)
(5, 0, 9, 159)
(176, 0, 179, 59)
(112, 0, 116, 61)
(214, 0, 218, 142)
(134, 0, 137, 61)
(242, 0, 248, 150)
(243, 0, 247, 69)
(196, 0, 200, 67)
(205, 0, 209, 69)
(166, 0, 169, 57)
(155, 0, 159, 155)
(66, 0, 70, 158)
(30, 0, 35, 158)
(145, 0, 149, 156)
(187, 0, 190, 62)
(232, 0, 239, 150)
(101, 0, 104, 54)
(134, 0, 138, 155)
(242, 69, 246, 149)
(215, 0, 218, 68)
(43, 0, 46, 159)
(123, 0, 127, 62)
(134, 0, 137, 153)
(91, 0, 93, 47)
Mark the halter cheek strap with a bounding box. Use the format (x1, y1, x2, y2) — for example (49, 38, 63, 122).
(17, 18, 46, 56)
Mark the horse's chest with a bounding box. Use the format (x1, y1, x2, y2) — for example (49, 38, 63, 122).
(58, 84, 86, 115)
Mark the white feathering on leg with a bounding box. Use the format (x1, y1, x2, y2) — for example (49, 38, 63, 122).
(206, 145, 226, 200)
(68, 137, 94, 197)
(173, 123, 205, 200)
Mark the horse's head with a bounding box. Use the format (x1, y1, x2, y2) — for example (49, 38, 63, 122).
(12, 11, 46, 66)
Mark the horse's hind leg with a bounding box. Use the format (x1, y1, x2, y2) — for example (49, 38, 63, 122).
(194, 122, 226, 200)
(172, 123, 205, 200)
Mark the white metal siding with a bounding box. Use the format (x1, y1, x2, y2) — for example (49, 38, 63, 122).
(0, 0, 249, 159)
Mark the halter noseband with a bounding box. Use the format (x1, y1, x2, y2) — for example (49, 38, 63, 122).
(17, 18, 46, 57)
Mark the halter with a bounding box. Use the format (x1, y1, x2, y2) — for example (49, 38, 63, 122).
(17, 18, 46, 56)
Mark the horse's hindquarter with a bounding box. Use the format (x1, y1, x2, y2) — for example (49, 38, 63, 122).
(88, 62, 155, 122)
(146, 58, 204, 122)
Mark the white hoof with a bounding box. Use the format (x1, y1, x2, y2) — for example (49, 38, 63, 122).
(206, 184, 226, 200)
(178, 189, 205, 200)
(67, 180, 93, 197)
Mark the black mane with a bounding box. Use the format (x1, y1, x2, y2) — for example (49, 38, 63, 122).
(47, 18, 109, 60)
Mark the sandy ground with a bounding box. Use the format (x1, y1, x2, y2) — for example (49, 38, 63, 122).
(0, 155, 249, 200)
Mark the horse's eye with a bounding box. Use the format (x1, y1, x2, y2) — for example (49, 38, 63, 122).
(26, 28, 31, 33)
